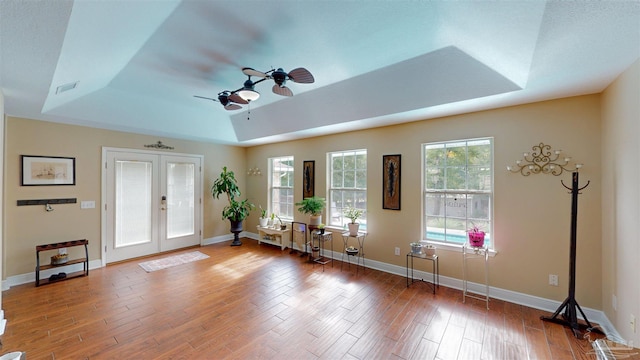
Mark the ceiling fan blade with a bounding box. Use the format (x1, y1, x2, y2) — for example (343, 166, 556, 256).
(287, 67, 314, 83)
(194, 95, 217, 101)
(224, 103, 242, 111)
(228, 93, 249, 104)
(272, 84, 293, 97)
(242, 67, 267, 78)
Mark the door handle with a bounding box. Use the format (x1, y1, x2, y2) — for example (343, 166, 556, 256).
(161, 195, 167, 210)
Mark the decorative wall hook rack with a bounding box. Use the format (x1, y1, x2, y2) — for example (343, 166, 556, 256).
(247, 166, 261, 176)
(506, 142, 582, 176)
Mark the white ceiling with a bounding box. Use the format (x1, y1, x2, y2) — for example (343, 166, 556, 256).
(1, 1, 639, 146)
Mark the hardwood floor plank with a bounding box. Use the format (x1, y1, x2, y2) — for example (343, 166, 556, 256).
(524, 326, 552, 360)
(436, 323, 465, 360)
(411, 338, 439, 360)
(458, 338, 483, 360)
(0, 239, 612, 360)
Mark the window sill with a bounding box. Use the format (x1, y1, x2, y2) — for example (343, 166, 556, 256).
(423, 240, 498, 257)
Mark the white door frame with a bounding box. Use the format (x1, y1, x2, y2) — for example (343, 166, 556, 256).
(100, 147, 204, 266)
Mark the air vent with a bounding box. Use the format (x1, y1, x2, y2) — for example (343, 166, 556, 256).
(56, 81, 78, 94)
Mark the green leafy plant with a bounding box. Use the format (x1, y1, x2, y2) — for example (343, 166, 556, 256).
(295, 196, 326, 216)
(344, 206, 364, 224)
(259, 205, 267, 219)
(211, 167, 254, 222)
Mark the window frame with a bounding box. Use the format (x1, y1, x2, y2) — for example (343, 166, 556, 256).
(268, 156, 294, 221)
(327, 149, 367, 230)
(422, 138, 494, 250)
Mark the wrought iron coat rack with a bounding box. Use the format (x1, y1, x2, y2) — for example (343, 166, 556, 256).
(540, 172, 603, 337)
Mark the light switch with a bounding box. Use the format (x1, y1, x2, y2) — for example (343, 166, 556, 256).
(81, 200, 95, 209)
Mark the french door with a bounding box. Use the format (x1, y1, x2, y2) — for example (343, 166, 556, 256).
(102, 148, 203, 264)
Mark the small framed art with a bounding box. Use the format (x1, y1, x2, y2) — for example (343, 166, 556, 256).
(382, 154, 401, 210)
(303, 160, 315, 199)
(21, 155, 76, 186)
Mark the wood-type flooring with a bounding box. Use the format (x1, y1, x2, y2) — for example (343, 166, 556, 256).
(1, 239, 619, 359)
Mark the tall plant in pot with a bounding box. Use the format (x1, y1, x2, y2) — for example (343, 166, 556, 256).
(212, 167, 254, 246)
(295, 196, 325, 226)
(344, 206, 364, 236)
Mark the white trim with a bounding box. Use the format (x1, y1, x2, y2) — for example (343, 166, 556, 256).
(2, 259, 103, 290)
(101, 147, 204, 265)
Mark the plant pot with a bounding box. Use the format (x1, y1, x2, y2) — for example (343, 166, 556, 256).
(319, 228, 325, 234)
(229, 219, 244, 246)
(425, 245, 436, 257)
(259, 218, 268, 227)
(348, 223, 360, 236)
(309, 215, 322, 226)
(410, 242, 423, 255)
(468, 231, 485, 247)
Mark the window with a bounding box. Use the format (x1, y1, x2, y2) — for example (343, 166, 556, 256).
(423, 138, 493, 247)
(328, 149, 367, 230)
(269, 156, 294, 220)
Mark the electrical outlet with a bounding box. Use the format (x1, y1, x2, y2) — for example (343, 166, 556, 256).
(549, 274, 558, 286)
(394, 247, 400, 256)
(631, 314, 636, 333)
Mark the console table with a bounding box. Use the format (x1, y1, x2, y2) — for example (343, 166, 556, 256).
(462, 244, 490, 309)
(256, 225, 291, 250)
(35, 239, 89, 287)
(341, 231, 367, 274)
(406, 252, 439, 294)
(311, 231, 333, 271)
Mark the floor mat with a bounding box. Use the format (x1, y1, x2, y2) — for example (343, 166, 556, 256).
(138, 251, 209, 272)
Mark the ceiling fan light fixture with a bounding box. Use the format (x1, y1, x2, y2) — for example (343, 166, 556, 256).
(238, 78, 260, 101)
(238, 88, 260, 102)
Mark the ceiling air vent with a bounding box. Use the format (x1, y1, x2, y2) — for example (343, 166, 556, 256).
(56, 81, 78, 94)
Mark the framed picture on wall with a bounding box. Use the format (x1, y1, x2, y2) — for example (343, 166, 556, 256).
(21, 155, 76, 186)
(382, 154, 401, 210)
(303, 160, 315, 199)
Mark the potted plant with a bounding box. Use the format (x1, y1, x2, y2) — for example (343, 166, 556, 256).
(211, 166, 255, 246)
(258, 205, 268, 227)
(344, 206, 364, 236)
(317, 223, 325, 234)
(295, 196, 326, 226)
(467, 224, 486, 247)
(276, 215, 287, 230)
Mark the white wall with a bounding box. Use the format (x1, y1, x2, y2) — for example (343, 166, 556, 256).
(601, 58, 640, 346)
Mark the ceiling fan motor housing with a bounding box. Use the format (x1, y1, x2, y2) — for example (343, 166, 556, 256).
(272, 68, 288, 87)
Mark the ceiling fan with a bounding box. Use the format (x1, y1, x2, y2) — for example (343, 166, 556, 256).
(195, 67, 314, 111)
(193, 91, 247, 111)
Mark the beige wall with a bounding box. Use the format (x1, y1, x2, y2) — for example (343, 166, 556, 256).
(3, 117, 245, 277)
(601, 58, 640, 345)
(246, 95, 603, 308)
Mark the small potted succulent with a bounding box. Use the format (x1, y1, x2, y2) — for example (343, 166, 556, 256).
(344, 206, 364, 236)
(467, 224, 486, 247)
(317, 223, 326, 234)
(409, 242, 424, 255)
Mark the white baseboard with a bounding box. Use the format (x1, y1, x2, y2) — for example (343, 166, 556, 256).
(2, 232, 624, 343)
(2, 259, 102, 290)
(0, 310, 6, 336)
